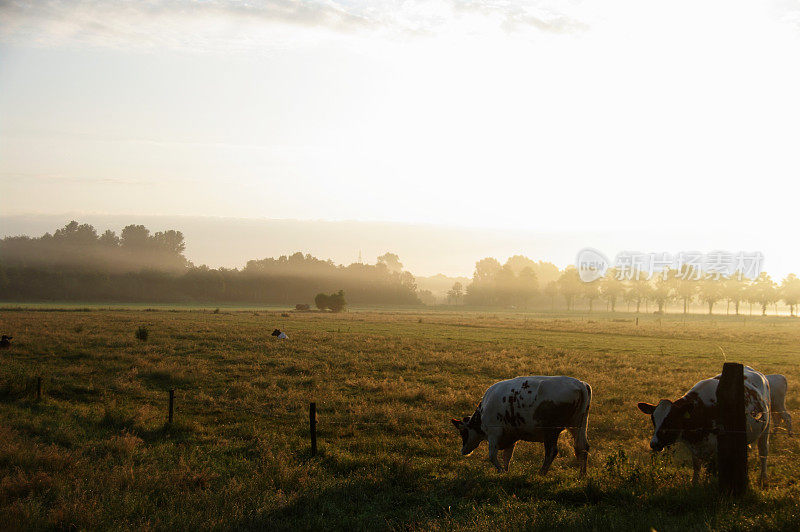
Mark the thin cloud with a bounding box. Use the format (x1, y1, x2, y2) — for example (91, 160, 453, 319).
(0, 0, 588, 52)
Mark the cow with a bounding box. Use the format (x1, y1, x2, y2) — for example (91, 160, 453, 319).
(451, 376, 592, 476)
(271, 329, 288, 339)
(0, 335, 11, 349)
(637, 365, 770, 485)
(766, 374, 793, 435)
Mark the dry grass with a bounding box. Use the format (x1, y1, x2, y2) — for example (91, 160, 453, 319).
(0, 307, 799, 530)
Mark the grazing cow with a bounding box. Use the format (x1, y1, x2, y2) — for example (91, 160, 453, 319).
(271, 329, 288, 339)
(451, 376, 592, 476)
(0, 335, 11, 348)
(766, 374, 793, 435)
(638, 366, 771, 485)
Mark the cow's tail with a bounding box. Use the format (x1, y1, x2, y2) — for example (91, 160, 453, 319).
(573, 383, 591, 446)
(573, 382, 591, 473)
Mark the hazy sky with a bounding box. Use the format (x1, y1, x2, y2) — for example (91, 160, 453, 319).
(2, 1, 800, 274)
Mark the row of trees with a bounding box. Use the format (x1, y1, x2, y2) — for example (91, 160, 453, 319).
(444, 258, 800, 316)
(0, 221, 188, 272)
(0, 222, 421, 306)
(552, 267, 800, 316)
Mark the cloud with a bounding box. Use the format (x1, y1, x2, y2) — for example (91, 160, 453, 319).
(0, 0, 587, 53)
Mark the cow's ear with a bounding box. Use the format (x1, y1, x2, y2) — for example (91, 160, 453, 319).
(451, 418, 463, 429)
(637, 402, 656, 414)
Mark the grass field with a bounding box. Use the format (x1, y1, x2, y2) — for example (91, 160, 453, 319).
(1, 307, 799, 530)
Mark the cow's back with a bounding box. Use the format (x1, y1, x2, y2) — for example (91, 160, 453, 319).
(481, 376, 589, 432)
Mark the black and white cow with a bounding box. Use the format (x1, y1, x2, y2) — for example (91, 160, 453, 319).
(451, 376, 592, 476)
(766, 374, 793, 435)
(638, 365, 771, 485)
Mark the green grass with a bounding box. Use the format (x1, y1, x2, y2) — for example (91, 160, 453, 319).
(0, 308, 799, 530)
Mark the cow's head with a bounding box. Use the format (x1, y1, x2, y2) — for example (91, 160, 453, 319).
(637, 399, 694, 452)
(271, 329, 281, 337)
(450, 413, 485, 456)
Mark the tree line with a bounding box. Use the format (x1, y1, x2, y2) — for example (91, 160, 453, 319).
(444, 257, 800, 316)
(0, 222, 420, 306)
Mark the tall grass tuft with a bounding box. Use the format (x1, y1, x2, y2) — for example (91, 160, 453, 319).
(135, 325, 149, 342)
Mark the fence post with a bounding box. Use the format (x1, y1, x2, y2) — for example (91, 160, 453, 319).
(168, 389, 175, 424)
(36, 376, 42, 401)
(635, 317, 639, 326)
(716, 362, 748, 495)
(310, 402, 317, 457)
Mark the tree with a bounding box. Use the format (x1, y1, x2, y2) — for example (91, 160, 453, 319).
(581, 280, 600, 312)
(377, 253, 403, 273)
(651, 270, 674, 313)
(447, 282, 464, 304)
(600, 269, 625, 311)
(751, 273, 777, 316)
(98, 230, 120, 247)
(314, 290, 347, 312)
(557, 267, 582, 311)
(627, 277, 651, 313)
(699, 278, 724, 315)
(781, 274, 800, 317)
(672, 266, 698, 314)
(120, 225, 151, 249)
(721, 277, 746, 315)
(543, 281, 558, 310)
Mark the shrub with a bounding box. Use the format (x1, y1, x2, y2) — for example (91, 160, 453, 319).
(295, 304, 310, 311)
(314, 290, 347, 312)
(135, 326, 149, 342)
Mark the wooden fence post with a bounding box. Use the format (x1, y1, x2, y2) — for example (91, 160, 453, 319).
(716, 362, 748, 495)
(36, 376, 42, 401)
(168, 389, 175, 424)
(310, 402, 317, 457)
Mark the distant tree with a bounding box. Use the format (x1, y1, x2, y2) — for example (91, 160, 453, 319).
(377, 252, 403, 273)
(315, 290, 347, 312)
(699, 278, 724, 315)
(600, 269, 625, 311)
(473, 258, 502, 283)
(751, 273, 777, 316)
(314, 293, 329, 310)
(781, 274, 800, 317)
(98, 229, 120, 247)
(447, 282, 464, 304)
(121, 225, 151, 249)
(327, 290, 347, 312)
(627, 277, 652, 313)
(543, 281, 558, 310)
(417, 289, 436, 306)
(651, 269, 674, 313)
(581, 280, 600, 312)
(722, 276, 746, 315)
(672, 266, 698, 314)
(557, 267, 582, 311)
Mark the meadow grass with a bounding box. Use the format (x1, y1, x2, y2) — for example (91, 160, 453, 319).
(0, 308, 799, 530)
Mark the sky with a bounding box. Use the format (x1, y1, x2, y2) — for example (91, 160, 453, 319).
(1, 0, 800, 276)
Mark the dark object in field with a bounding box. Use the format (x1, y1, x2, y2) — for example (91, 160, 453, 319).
(314, 290, 346, 312)
(271, 329, 288, 339)
(0, 335, 12, 348)
(135, 326, 149, 342)
(295, 304, 310, 311)
(281, 312, 290, 317)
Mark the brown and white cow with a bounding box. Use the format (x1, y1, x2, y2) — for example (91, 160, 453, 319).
(766, 374, 793, 435)
(451, 376, 592, 476)
(638, 365, 771, 485)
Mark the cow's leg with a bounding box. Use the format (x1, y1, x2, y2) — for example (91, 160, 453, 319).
(568, 427, 589, 477)
(539, 432, 559, 475)
(487, 436, 504, 472)
(691, 454, 702, 486)
(501, 443, 516, 472)
(758, 430, 769, 486)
